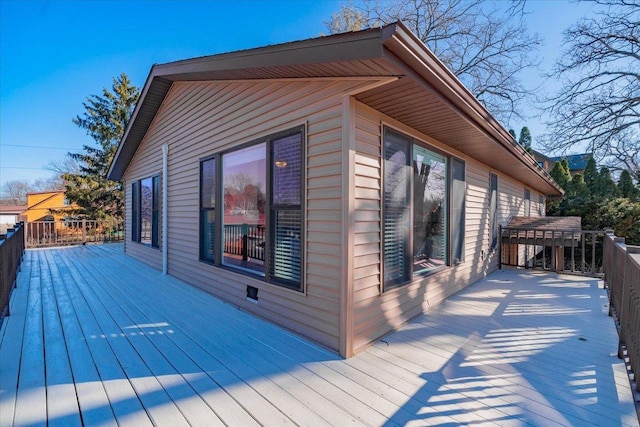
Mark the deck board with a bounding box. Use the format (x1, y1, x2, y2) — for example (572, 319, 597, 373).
(0, 244, 637, 426)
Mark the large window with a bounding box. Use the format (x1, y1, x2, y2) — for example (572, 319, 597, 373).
(383, 127, 464, 289)
(131, 176, 160, 248)
(199, 127, 304, 291)
(525, 189, 531, 216)
(222, 144, 267, 275)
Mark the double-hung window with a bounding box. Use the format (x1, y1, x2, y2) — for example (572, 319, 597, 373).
(131, 175, 160, 248)
(383, 127, 465, 289)
(199, 127, 304, 291)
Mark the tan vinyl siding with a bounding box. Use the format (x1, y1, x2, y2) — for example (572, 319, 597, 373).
(123, 79, 381, 353)
(351, 101, 542, 354)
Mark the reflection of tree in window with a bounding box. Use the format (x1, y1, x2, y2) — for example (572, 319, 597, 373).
(222, 143, 267, 275)
(413, 146, 446, 273)
(225, 173, 265, 213)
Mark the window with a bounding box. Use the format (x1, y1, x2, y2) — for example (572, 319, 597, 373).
(131, 176, 160, 248)
(198, 127, 304, 291)
(200, 157, 216, 263)
(383, 127, 464, 289)
(131, 181, 140, 242)
(524, 189, 531, 216)
(451, 158, 465, 264)
(222, 144, 267, 275)
(539, 195, 545, 216)
(270, 133, 303, 286)
(489, 173, 499, 250)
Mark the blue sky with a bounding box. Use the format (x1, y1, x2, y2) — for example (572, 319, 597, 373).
(0, 0, 598, 195)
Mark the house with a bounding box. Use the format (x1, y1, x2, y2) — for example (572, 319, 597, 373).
(19, 191, 75, 223)
(552, 153, 593, 176)
(108, 22, 563, 358)
(0, 205, 26, 226)
(531, 150, 556, 172)
(531, 150, 593, 176)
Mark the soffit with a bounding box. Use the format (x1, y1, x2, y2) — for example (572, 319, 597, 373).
(355, 75, 554, 194)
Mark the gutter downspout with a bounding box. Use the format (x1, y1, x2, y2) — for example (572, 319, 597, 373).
(162, 143, 168, 275)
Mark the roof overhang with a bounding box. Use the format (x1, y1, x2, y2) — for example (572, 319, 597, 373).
(108, 22, 562, 197)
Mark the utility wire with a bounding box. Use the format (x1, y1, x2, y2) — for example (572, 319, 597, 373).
(0, 144, 77, 150)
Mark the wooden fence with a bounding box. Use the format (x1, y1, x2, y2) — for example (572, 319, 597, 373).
(0, 222, 25, 322)
(25, 219, 124, 248)
(603, 231, 640, 392)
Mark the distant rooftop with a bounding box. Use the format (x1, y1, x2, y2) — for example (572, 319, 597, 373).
(551, 153, 593, 172)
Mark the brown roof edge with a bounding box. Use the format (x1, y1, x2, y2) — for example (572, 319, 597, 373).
(107, 22, 563, 197)
(380, 22, 562, 197)
(107, 28, 388, 181)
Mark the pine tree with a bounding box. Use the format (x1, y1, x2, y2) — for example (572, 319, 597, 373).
(583, 157, 598, 197)
(509, 129, 517, 140)
(618, 170, 638, 200)
(594, 166, 619, 199)
(550, 159, 571, 191)
(518, 127, 532, 151)
(63, 73, 140, 219)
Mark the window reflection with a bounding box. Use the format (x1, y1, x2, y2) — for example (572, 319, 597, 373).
(222, 143, 266, 275)
(413, 145, 446, 273)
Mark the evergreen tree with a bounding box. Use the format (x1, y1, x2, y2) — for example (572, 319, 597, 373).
(509, 129, 517, 140)
(618, 170, 638, 200)
(550, 158, 571, 191)
(594, 166, 619, 199)
(63, 73, 140, 219)
(583, 157, 598, 197)
(568, 173, 586, 199)
(519, 126, 532, 151)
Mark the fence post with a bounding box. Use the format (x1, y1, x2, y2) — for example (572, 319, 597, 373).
(82, 219, 87, 244)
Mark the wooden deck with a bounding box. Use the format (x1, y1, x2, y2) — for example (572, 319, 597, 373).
(0, 244, 638, 426)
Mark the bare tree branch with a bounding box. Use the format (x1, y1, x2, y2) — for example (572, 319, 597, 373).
(542, 0, 640, 176)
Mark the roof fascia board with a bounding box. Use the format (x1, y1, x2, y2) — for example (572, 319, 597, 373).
(108, 30, 388, 181)
(153, 30, 385, 79)
(107, 73, 172, 180)
(381, 22, 562, 196)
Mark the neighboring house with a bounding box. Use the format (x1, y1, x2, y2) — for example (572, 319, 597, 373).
(0, 205, 26, 226)
(19, 191, 76, 223)
(108, 22, 563, 358)
(531, 150, 593, 176)
(531, 150, 556, 173)
(552, 153, 593, 176)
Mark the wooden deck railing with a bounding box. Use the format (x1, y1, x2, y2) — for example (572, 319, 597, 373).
(603, 231, 640, 391)
(0, 222, 25, 321)
(500, 227, 605, 277)
(25, 219, 124, 248)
